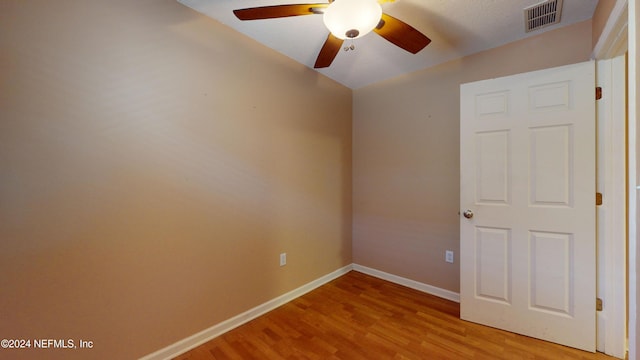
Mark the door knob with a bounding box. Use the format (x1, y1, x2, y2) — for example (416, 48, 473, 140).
(463, 210, 474, 219)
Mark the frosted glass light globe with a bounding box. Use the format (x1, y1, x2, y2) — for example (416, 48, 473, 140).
(322, 0, 383, 39)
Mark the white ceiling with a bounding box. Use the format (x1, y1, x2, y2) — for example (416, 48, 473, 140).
(178, 0, 598, 89)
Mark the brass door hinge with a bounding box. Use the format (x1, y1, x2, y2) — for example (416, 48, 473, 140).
(596, 298, 603, 311)
(596, 192, 603, 206)
(596, 87, 602, 100)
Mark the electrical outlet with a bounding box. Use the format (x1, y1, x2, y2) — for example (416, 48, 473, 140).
(280, 253, 287, 266)
(445, 250, 454, 263)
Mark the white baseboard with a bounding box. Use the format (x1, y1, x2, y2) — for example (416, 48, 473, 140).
(139, 264, 353, 360)
(352, 264, 460, 303)
(140, 263, 459, 360)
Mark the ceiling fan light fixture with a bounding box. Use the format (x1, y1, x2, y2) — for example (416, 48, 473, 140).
(322, 0, 382, 39)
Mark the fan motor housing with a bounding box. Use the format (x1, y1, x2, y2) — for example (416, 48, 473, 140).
(345, 29, 360, 38)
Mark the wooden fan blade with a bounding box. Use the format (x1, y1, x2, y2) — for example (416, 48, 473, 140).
(314, 33, 343, 68)
(374, 13, 431, 54)
(234, 4, 328, 20)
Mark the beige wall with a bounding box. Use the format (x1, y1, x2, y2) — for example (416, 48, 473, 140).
(0, 1, 352, 359)
(353, 20, 593, 293)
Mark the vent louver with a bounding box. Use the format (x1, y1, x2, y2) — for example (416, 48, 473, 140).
(524, 0, 563, 32)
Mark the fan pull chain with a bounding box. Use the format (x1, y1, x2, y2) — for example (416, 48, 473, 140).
(343, 39, 355, 52)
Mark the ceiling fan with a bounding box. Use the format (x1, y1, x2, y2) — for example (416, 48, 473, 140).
(233, 0, 431, 68)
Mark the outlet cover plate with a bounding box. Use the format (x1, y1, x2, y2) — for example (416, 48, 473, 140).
(445, 250, 454, 263)
(280, 253, 287, 266)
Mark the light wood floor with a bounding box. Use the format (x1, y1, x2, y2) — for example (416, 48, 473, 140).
(174, 271, 619, 360)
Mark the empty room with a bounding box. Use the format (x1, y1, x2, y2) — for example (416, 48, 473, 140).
(1, 0, 638, 359)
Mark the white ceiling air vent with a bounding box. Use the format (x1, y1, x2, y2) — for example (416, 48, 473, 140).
(524, 0, 563, 32)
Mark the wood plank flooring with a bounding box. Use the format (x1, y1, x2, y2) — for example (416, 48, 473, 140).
(174, 271, 619, 360)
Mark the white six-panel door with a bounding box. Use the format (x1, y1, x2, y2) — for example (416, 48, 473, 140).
(460, 61, 596, 352)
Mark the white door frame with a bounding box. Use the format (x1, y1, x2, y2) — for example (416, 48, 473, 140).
(592, 0, 628, 60)
(628, 1, 639, 360)
(592, 2, 629, 358)
(596, 56, 627, 359)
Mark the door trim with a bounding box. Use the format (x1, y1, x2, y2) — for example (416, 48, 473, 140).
(596, 56, 627, 359)
(592, 0, 628, 60)
(592, 2, 630, 358)
(627, 1, 639, 360)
